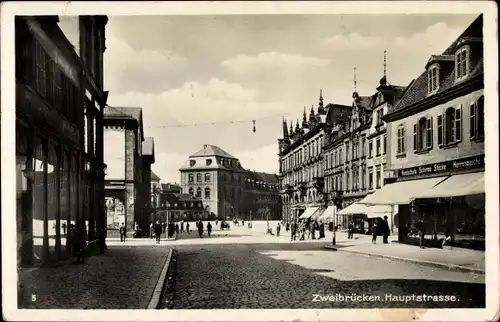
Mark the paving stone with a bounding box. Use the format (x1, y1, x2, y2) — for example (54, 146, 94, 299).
(18, 246, 170, 309)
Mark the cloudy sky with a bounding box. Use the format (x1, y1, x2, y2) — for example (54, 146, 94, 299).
(103, 14, 478, 183)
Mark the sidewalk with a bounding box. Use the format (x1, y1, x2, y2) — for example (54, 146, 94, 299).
(18, 247, 172, 309)
(325, 233, 485, 273)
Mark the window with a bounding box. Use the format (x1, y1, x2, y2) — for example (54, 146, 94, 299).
(205, 187, 211, 199)
(188, 187, 194, 195)
(439, 106, 462, 146)
(413, 117, 433, 152)
(190, 160, 196, 167)
(383, 135, 387, 155)
(361, 137, 366, 157)
(369, 140, 373, 158)
(369, 167, 374, 190)
(470, 96, 485, 140)
(206, 159, 212, 166)
(376, 167, 381, 188)
(397, 125, 406, 154)
(376, 138, 381, 156)
(188, 174, 194, 183)
(455, 47, 469, 80)
(231, 173, 234, 182)
(361, 165, 366, 190)
(346, 143, 350, 161)
(428, 66, 439, 93)
(376, 110, 383, 126)
(196, 173, 202, 182)
(204, 173, 210, 182)
(196, 187, 202, 198)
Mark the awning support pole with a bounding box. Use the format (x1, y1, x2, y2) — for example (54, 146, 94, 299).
(390, 205, 394, 234)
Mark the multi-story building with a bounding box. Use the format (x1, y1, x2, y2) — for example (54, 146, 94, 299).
(103, 106, 152, 231)
(179, 144, 280, 220)
(179, 145, 247, 219)
(278, 91, 351, 223)
(326, 78, 406, 232)
(15, 15, 108, 266)
(362, 15, 485, 250)
(161, 182, 181, 193)
(157, 192, 205, 222)
(243, 171, 281, 220)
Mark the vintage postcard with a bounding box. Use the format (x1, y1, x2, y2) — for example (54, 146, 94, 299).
(1, 1, 499, 321)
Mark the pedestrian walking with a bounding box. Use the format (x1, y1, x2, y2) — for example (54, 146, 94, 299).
(286, 222, 290, 232)
(310, 221, 316, 240)
(162, 222, 166, 233)
(150, 222, 154, 239)
(319, 221, 325, 239)
(416, 218, 426, 249)
(175, 223, 179, 235)
(207, 222, 212, 237)
(62, 222, 67, 236)
(73, 219, 87, 264)
(381, 216, 390, 244)
(154, 220, 162, 244)
(186, 222, 191, 234)
(348, 221, 354, 239)
(181, 222, 184, 233)
(442, 224, 452, 247)
(371, 221, 379, 244)
(119, 223, 127, 242)
(97, 227, 107, 254)
(198, 220, 204, 238)
(276, 223, 281, 237)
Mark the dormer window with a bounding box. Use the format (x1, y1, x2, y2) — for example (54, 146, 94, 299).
(189, 160, 196, 167)
(455, 46, 470, 81)
(206, 159, 212, 166)
(428, 65, 439, 94)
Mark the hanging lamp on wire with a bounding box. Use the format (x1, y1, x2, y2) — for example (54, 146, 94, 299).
(252, 120, 256, 133)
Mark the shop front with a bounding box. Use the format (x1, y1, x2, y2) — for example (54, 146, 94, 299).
(361, 155, 485, 250)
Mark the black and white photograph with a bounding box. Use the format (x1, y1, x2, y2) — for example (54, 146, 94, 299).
(1, 1, 499, 321)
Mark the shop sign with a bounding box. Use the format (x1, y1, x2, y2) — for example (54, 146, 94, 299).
(398, 155, 484, 178)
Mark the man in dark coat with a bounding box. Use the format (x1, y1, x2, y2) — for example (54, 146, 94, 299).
(119, 223, 127, 242)
(381, 216, 391, 244)
(207, 222, 212, 237)
(198, 220, 204, 238)
(416, 218, 426, 249)
(154, 220, 163, 244)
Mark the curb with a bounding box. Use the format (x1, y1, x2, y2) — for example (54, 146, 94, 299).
(324, 245, 338, 251)
(147, 248, 174, 309)
(324, 246, 485, 274)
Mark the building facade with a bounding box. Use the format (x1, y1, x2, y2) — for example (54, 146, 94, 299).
(278, 91, 351, 223)
(16, 15, 108, 266)
(324, 79, 407, 232)
(243, 171, 281, 221)
(365, 15, 485, 250)
(179, 144, 280, 220)
(103, 106, 148, 231)
(157, 193, 205, 222)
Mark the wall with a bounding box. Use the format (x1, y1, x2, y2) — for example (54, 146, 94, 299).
(387, 89, 484, 171)
(103, 128, 125, 180)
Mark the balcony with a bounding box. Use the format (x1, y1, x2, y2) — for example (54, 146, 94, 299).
(312, 177, 325, 191)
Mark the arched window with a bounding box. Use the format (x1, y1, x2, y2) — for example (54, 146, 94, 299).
(188, 187, 194, 195)
(188, 174, 194, 183)
(196, 173, 202, 182)
(204, 187, 211, 199)
(204, 173, 210, 182)
(196, 187, 202, 198)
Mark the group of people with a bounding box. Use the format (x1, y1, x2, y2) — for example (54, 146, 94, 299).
(285, 218, 326, 241)
(67, 219, 108, 264)
(370, 216, 391, 244)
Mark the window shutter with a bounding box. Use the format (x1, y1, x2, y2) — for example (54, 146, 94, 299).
(470, 103, 476, 139)
(427, 117, 433, 149)
(455, 105, 462, 142)
(437, 114, 443, 146)
(401, 128, 405, 152)
(413, 124, 417, 151)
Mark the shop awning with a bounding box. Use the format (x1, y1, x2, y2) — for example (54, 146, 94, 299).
(338, 200, 392, 216)
(413, 172, 484, 199)
(311, 208, 326, 221)
(299, 207, 318, 219)
(321, 206, 335, 221)
(359, 176, 448, 205)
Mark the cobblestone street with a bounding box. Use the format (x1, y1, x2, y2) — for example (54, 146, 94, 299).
(171, 242, 485, 309)
(18, 247, 170, 309)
